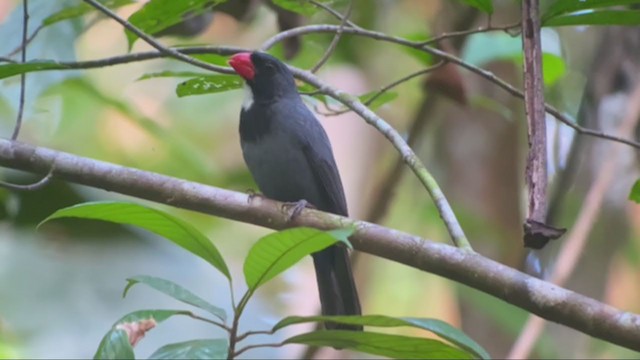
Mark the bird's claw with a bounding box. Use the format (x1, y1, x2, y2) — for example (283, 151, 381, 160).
(283, 199, 316, 222)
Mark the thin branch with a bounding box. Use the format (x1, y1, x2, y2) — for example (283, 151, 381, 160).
(11, 0, 29, 141)
(0, 46, 243, 75)
(309, 0, 361, 29)
(0, 168, 53, 191)
(310, 0, 353, 73)
(0, 139, 639, 351)
(420, 21, 521, 47)
(318, 61, 444, 116)
(362, 61, 443, 107)
(260, 24, 640, 150)
(82, 0, 232, 74)
(5, 24, 42, 58)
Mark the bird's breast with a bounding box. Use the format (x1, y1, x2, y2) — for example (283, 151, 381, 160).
(241, 130, 323, 204)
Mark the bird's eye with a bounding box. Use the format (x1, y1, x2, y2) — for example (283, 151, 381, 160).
(264, 63, 276, 72)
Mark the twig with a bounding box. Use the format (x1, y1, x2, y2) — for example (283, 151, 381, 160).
(318, 61, 444, 116)
(11, 0, 29, 141)
(364, 62, 444, 107)
(1, 139, 640, 351)
(310, 0, 352, 73)
(259, 24, 640, 150)
(309, 0, 360, 29)
(0, 168, 53, 191)
(0, 46, 243, 75)
(81, 0, 232, 74)
(420, 21, 521, 46)
(508, 78, 640, 360)
(5, 24, 42, 58)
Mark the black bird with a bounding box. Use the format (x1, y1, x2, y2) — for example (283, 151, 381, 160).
(229, 52, 362, 330)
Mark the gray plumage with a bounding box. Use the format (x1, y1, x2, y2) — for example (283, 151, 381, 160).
(231, 52, 361, 330)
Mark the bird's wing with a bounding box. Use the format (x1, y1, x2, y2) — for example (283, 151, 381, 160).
(302, 142, 349, 216)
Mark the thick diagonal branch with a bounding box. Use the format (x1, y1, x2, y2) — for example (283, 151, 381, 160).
(0, 139, 639, 351)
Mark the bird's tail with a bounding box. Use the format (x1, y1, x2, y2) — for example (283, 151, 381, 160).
(312, 244, 362, 331)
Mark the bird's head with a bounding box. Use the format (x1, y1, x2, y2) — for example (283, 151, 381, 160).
(229, 52, 297, 102)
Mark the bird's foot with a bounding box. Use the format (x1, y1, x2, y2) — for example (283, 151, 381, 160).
(282, 199, 316, 222)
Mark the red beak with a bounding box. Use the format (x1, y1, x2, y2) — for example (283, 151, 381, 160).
(229, 52, 255, 80)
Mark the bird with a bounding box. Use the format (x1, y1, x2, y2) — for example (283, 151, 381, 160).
(228, 51, 362, 330)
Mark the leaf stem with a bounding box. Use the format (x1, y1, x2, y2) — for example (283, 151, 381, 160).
(187, 312, 232, 333)
(226, 290, 253, 359)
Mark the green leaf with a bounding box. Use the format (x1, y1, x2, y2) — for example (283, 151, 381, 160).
(149, 339, 228, 359)
(116, 309, 191, 324)
(137, 71, 211, 81)
(190, 54, 230, 66)
(401, 33, 435, 66)
(0, 60, 70, 80)
(126, 0, 227, 47)
(124, 275, 227, 321)
(285, 330, 474, 359)
(176, 75, 243, 97)
(43, 0, 135, 27)
(629, 179, 640, 203)
(39, 201, 231, 279)
(243, 227, 352, 291)
(462, 32, 521, 66)
(326, 226, 356, 249)
(94, 309, 191, 360)
(542, 0, 640, 22)
(298, 83, 336, 109)
(540, 53, 566, 86)
(274, 315, 489, 360)
(457, 0, 493, 14)
(543, 10, 640, 27)
(94, 329, 135, 360)
(270, 0, 325, 16)
(359, 91, 398, 110)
